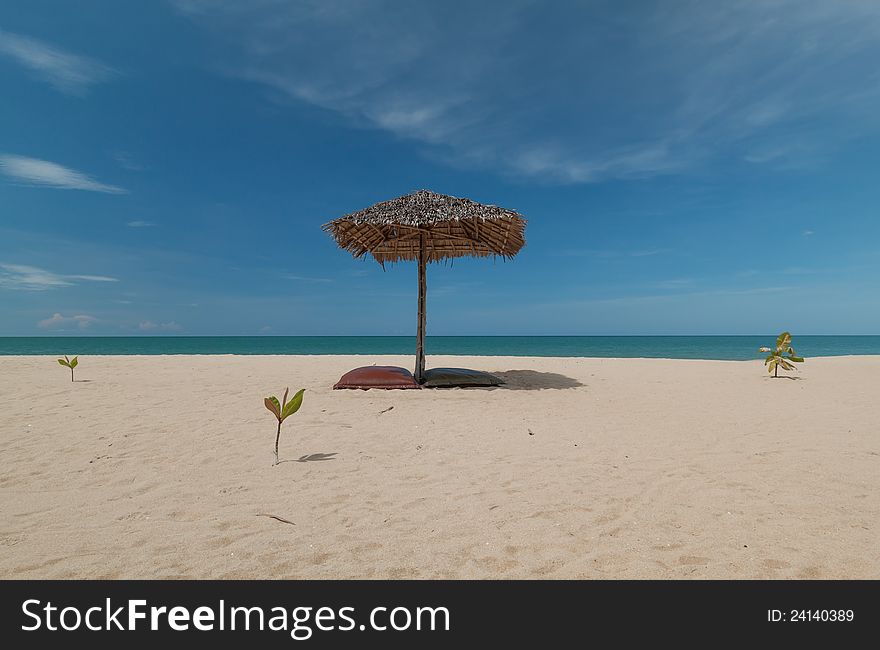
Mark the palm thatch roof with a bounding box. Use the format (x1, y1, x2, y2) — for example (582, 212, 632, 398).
(322, 190, 526, 264)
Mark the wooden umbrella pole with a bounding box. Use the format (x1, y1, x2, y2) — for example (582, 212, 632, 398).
(415, 231, 427, 383)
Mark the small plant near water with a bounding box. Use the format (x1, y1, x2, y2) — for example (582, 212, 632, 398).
(759, 332, 804, 377)
(264, 387, 305, 465)
(57, 355, 79, 382)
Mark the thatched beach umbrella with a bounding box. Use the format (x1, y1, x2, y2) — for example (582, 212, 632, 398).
(323, 190, 526, 383)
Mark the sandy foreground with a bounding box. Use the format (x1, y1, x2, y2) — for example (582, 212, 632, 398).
(1, 354, 877, 579)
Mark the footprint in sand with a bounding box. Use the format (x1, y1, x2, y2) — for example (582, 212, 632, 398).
(762, 559, 791, 570)
(797, 565, 824, 579)
(594, 512, 620, 525)
(678, 555, 710, 566)
(652, 542, 684, 551)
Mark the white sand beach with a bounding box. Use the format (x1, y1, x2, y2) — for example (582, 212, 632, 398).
(1, 354, 878, 579)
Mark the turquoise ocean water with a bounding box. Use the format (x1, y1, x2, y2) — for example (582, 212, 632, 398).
(1, 336, 879, 360)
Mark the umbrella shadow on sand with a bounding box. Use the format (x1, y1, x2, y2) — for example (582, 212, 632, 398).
(488, 370, 584, 390)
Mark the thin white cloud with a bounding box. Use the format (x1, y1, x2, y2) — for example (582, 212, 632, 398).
(127, 220, 156, 228)
(70, 274, 119, 282)
(803, 230, 815, 236)
(630, 249, 668, 258)
(542, 285, 796, 311)
(284, 274, 332, 283)
(138, 320, 182, 332)
(654, 278, 695, 290)
(37, 313, 97, 330)
(112, 151, 144, 171)
(0, 28, 116, 94)
(0, 263, 118, 291)
(173, 0, 880, 183)
(0, 154, 126, 193)
(559, 248, 671, 259)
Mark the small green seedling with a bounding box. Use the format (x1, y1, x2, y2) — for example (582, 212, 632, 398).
(264, 387, 305, 465)
(759, 331, 805, 377)
(57, 355, 79, 382)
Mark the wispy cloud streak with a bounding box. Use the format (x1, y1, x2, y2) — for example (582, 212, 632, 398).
(0, 155, 126, 193)
(38, 313, 97, 330)
(0, 28, 116, 94)
(138, 320, 182, 332)
(173, 0, 880, 183)
(0, 263, 118, 291)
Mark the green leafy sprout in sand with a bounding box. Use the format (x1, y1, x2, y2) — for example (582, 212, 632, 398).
(759, 332, 805, 377)
(57, 355, 79, 382)
(264, 387, 305, 465)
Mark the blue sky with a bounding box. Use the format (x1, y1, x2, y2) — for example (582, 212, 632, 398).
(1, 0, 879, 336)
